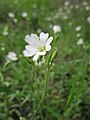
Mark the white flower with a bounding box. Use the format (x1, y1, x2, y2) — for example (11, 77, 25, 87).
(87, 16, 90, 23)
(75, 26, 81, 31)
(23, 32, 53, 61)
(76, 33, 81, 37)
(3, 26, 8, 36)
(53, 25, 61, 33)
(7, 51, 18, 61)
(1, 47, 5, 51)
(3, 31, 8, 36)
(37, 29, 42, 33)
(75, 5, 79, 9)
(46, 17, 52, 21)
(21, 12, 28, 18)
(63, 15, 68, 20)
(64, 1, 70, 6)
(77, 38, 84, 45)
(8, 12, 15, 18)
(82, 1, 87, 6)
(86, 6, 90, 11)
(13, 18, 18, 23)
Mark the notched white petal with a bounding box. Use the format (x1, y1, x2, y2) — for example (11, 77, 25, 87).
(46, 36, 53, 45)
(31, 34, 39, 41)
(25, 35, 31, 44)
(40, 32, 49, 42)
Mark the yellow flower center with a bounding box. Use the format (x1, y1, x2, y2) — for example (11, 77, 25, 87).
(39, 45, 46, 51)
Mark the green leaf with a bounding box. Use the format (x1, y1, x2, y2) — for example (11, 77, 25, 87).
(0, 84, 14, 94)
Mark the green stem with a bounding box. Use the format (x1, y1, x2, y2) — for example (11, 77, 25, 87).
(35, 65, 40, 102)
(0, 72, 4, 81)
(32, 67, 49, 119)
(0, 60, 11, 82)
(3, 60, 11, 71)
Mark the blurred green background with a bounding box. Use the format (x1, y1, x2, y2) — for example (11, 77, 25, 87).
(0, 0, 90, 120)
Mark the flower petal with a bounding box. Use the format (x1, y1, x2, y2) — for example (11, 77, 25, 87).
(33, 53, 40, 61)
(23, 49, 36, 57)
(46, 36, 53, 45)
(25, 34, 40, 47)
(31, 34, 39, 43)
(38, 51, 46, 55)
(46, 44, 51, 51)
(25, 45, 38, 52)
(40, 32, 49, 42)
(25, 35, 31, 44)
(33, 51, 46, 61)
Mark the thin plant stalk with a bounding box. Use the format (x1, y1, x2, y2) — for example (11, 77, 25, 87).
(32, 67, 49, 119)
(35, 65, 40, 102)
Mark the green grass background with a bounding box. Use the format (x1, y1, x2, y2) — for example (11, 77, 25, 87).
(0, 0, 90, 120)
